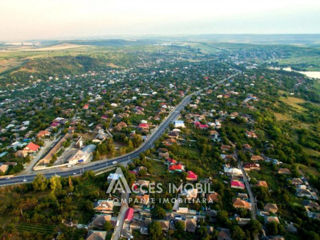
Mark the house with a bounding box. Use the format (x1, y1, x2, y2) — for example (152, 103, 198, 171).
(156, 220, 170, 231)
(246, 131, 257, 138)
(233, 198, 251, 209)
(243, 163, 260, 171)
(83, 104, 89, 110)
(221, 154, 236, 162)
(125, 208, 134, 222)
(291, 178, 303, 186)
(235, 216, 251, 226)
(169, 163, 185, 172)
(0, 164, 9, 173)
(224, 167, 242, 177)
(269, 236, 285, 240)
(23, 142, 40, 154)
(302, 200, 320, 211)
(166, 158, 177, 165)
(229, 112, 239, 119)
(256, 181, 268, 188)
(101, 115, 108, 120)
(307, 211, 320, 220)
(168, 131, 179, 139)
(135, 195, 150, 205)
(194, 121, 208, 129)
(221, 145, 232, 152)
(115, 121, 127, 131)
(251, 155, 264, 161)
(174, 120, 185, 128)
(37, 130, 50, 138)
(217, 228, 232, 240)
(231, 180, 245, 190)
(265, 216, 280, 223)
(243, 144, 252, 150)
(90, 214, 113, 229)
(296, 188, 318, 200)
(176, 207, 189, 214)
(264, 203, 278, 214)
(158, 148, 169, 159)
(138, 123, 149, 130)
(207, 192, 220, 203)
(184, 189, 198, 200)
(86, 230, 107, 240)
(94, 200, 114, 213)
(186, 171, 198, 181)
(237, 193, 249, 199)
(186, 218, 197, 233)
(278, 168, 291, 175)
(210, 130, 220, 141)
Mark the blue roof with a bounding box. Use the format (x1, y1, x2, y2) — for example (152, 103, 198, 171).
(174, 120, 184, 124)
(0, 152, 8, 158)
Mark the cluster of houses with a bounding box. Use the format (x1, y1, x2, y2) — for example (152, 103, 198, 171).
(290, 177, 319, 220)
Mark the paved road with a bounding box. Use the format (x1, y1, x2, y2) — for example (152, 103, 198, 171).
(238, 160, 259, 240)
(0, 73, 239, 187)
(111, 192, 129, 240)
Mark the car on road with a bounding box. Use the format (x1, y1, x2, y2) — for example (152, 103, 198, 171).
(112, 161, 117, 165)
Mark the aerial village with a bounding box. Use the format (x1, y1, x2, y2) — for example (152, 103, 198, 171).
(80, 70, 319, 240)
(0, 47, 319, 240)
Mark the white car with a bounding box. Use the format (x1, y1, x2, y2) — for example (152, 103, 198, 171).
(112, 161, 117, 165)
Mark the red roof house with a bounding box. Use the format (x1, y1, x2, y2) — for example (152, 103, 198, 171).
(125, 208, 134, 222)
(24, 142, 40, 152)
(169, 163, 185, 172)
(83, 104, 89, 110)
(138, 123, 149, 129)
(194, 121, 209, 129)
(231, 180, 245, 190)
(186, 171, 198, 181)
(37, 130, 50, 138)
(166, 158, 177, 165)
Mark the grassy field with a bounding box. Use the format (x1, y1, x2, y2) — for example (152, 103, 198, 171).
(274, 112, 292, 121)
(280, 96, 306, 112)
(17, 223, 55, 234)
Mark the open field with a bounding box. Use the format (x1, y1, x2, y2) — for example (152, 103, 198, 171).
(280, 96, 306, 112)
(274, 112, 292, 121)
(22, 43, 85, 51)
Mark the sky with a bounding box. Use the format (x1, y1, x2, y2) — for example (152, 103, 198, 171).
(1, 0, 320, 41)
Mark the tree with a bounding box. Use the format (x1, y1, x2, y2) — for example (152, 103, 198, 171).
(32, 174, 47, 191)
(149, 221, 162, 240)
(151, 206, 166, 219)
(174, 220, 186, 238)
(68, 176, 74, 192)
(104, 221, 113, 232)
(266, 221, 279, 235)
(132, 134, 143, 148)
(248, 219, 262, 238)
(50, 176, 62, 192)
(232, 225, 246, 240)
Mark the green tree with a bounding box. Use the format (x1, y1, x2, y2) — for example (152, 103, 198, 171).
(266, 221, 279, 235)
(232, 225, 246, 240)
(50, 176, 62, 192)
(104, 221, 113, 232)
(32, 174, 47, 191)
(149, 221, 163, 240)
(151, 206, 166, 219)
